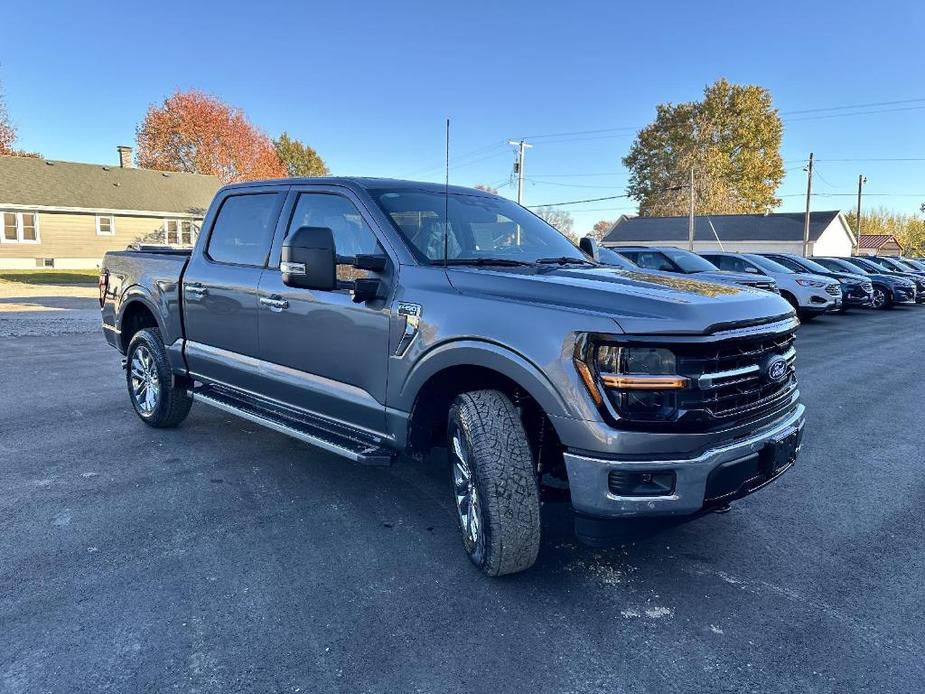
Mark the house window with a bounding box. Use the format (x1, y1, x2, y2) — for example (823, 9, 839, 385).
(163, 218, 199, 246)
(1, 211, 40, 243)
(165, 219, 179, 245)
(35, 257, 55, 268)
(96, 215, 115, 235)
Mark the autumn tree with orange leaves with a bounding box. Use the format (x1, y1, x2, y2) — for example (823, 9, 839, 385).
(136, 90, 286, 183)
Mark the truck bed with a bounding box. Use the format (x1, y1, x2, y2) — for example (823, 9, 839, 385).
(100, 248, 191, 351)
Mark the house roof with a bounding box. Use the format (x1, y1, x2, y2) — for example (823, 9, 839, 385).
(603, 211, 845, 244)
(0, 155, 222, 215)
(857, 234, 902, 250)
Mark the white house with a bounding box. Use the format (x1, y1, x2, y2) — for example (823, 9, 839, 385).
(602, 211, 856, 257)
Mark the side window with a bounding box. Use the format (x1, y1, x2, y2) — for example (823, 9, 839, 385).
(635, 252, 674, 272)
(207, 193, 280, 266)
(287, 193, 384, 282)
(718, 256, 753, 273)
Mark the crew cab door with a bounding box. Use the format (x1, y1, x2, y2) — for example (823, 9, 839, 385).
(182, 189, 286, 390)
(256, 187, 392, 434)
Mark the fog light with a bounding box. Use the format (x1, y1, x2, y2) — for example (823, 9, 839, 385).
(608, 470, 676, 496)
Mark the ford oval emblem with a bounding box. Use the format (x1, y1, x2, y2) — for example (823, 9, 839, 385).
(766, 357, 788, 383)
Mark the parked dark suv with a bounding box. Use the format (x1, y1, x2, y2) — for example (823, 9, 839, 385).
(758, 253, 873, 309)
(814, 257, 917, 309)
(843, 256, 925, 303)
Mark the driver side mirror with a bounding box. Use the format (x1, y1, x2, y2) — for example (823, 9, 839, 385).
(281, 226, 336, 290)
(579, 236, 600, 260)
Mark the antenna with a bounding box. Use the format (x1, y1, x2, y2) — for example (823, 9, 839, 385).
(444, 118, 450, 267)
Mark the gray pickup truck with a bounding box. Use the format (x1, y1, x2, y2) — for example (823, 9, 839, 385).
(100, 178, 806, 576)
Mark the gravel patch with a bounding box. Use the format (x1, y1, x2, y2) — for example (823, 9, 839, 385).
(0, 281, 101, 337)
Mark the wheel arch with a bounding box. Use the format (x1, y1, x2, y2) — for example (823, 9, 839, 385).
(401, 341, 572, 464)
(119, 296, 162, 352)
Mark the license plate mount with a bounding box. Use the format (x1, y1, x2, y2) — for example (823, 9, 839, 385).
(760, 426, 800, 476)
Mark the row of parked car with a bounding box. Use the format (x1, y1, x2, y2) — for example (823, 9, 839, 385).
(579, 239, 925, 321)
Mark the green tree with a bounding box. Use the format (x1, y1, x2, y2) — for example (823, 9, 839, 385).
(843, 206, 925, 256)
(273, 132, 329, 177)
(623, 78, 784, 216)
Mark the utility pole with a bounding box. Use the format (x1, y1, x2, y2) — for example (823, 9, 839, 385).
(802, 152, 814, 257)
(855, 174, 867, 256)
(688, 166, 695, 251)
(508, 139, 533, 205)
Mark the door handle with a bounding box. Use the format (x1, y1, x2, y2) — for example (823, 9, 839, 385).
(259, 295, 289, 311)
(185, 283, 208, 297)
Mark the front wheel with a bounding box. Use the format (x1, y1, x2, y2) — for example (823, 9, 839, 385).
(448, 390, 541, 576)
(125, 328, 193, 427)
(871, 287, 893, 310)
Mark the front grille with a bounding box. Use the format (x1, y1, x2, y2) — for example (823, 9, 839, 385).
(825, 284, 841, 296)
(673, 330, 798, 427)
(590, 321, 800, 433)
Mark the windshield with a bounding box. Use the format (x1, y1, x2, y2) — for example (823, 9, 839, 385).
(744, 254, 793, 274)
(370, 189, 586, 264)
(835, 259, 871, 274)
(797, 257, 836, 274)
(661, 248, 719, 273)
(882, 257, 916, 272)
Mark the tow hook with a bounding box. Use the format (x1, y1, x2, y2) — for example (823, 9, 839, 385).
(120, 357, 127, 370)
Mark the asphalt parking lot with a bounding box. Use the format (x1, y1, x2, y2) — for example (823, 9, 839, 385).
(2, 300, 924, 693)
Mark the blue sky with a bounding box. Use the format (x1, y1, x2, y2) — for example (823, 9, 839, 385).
(3, 0, 924, 232)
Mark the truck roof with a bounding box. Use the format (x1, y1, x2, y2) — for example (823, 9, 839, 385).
(217, 177, 491, 197)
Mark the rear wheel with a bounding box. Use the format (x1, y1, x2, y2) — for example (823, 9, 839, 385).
(125, 328, 192, 427)
(448, 390, 541, 576)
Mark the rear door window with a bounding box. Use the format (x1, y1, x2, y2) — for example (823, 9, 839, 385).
(207, 193, 282, 267)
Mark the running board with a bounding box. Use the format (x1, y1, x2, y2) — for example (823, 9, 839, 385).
(192, 384, 393, 466)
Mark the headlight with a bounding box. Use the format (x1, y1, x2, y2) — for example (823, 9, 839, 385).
(574, 339, 688, 421)
(838, 277, 858, 286)
(597, 346, 676, 375)
(795, 279, 826, 287)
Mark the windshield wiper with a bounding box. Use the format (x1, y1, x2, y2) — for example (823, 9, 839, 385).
(440, 258, 534, 267)
(534, 256, 595, 266)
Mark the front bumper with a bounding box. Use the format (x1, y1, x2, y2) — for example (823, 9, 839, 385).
(563, 404, 805, 518)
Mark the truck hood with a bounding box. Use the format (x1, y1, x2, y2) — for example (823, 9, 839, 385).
(446, 265, 795, 335)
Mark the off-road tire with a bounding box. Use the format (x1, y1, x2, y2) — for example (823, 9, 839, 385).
(448, 390, 541, 576)
(125, 328, 193, 428)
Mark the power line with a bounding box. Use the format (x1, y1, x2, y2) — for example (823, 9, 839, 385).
(527, 193, 630, 208)
(780, 97, 925, 115)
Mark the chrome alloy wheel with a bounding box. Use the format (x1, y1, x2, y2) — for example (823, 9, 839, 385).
(871, 287, 887, 309)
(451, 428, 485, 562)
(130, 345, 160, 415)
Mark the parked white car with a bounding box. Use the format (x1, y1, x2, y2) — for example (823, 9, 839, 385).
(700, 252, 841, 320)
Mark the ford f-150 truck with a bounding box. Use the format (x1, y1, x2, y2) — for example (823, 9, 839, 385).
(100, 178, 806, 576)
